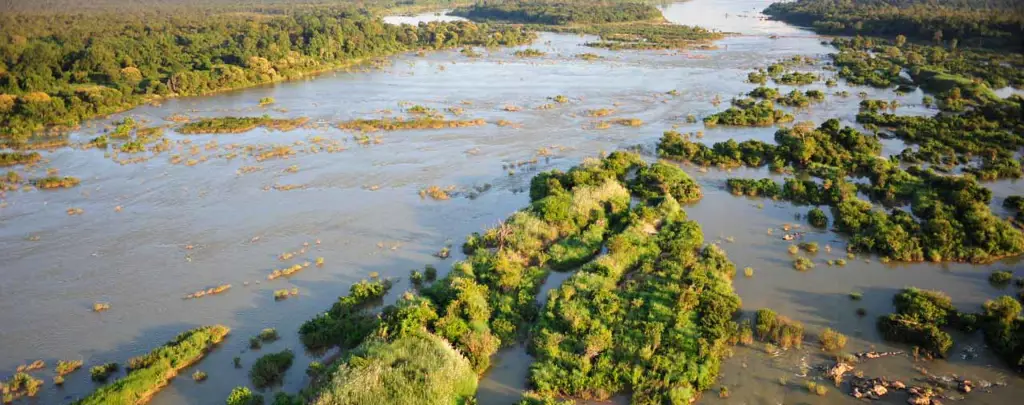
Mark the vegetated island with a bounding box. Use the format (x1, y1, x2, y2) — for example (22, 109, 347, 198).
(452, 1, 726, 50)
(72, 325, 229, 405)
(222, 151, 739, 404)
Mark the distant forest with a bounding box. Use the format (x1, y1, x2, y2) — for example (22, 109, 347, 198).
(0, 0, 529, 140)
(764, 0, 1024, 50)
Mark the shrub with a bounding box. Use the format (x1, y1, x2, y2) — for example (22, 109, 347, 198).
(424, 265, 438, 281)
(89, 363, 118, 382)
(807, 207, 828, 228)
(793, 256, 814, 271)
(192, 370, 207, 382)
(310, 333, 477, 405)
(250, 350, 294, 388)
(819, 328, 847, 351)
(990, 270, 1014, 286)
(755, 309, 805, 349)
(226, 386, 264, 405)
(56, 360, 83, 376)
(257, 328, 279, 342)
(798, 242, 818, 253)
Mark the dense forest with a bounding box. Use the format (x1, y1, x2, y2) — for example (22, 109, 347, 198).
(452, 1, 723, 50)
(764, 0, 1024, 50)
(451, 1, 664, 24)
(0, 4, 532, 141)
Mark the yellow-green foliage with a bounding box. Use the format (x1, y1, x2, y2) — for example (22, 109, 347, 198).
(755, 309, 804, 349)
(312, 333, 477, 405)
(337, 117, 485, 132)
(178, 116, 308, 134)
(73, 325, 229, 405)
(819, 328, 847, 351)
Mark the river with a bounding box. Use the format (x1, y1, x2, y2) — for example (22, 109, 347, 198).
(1, 0, 1022, 404)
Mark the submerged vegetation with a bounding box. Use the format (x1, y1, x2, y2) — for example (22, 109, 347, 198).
(663, 115, 1024, 263)
(74, 325, 228, 405)
(178, 116, 309, 134)
(337, 117, 485, 132)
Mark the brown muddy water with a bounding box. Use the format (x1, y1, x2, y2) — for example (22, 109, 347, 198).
(1, 1, 1021, 404)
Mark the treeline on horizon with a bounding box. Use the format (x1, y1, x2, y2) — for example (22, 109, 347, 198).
(0, 2, 533, 141)
(451, 0, 665, 25)
(764, 0, 1024, 50)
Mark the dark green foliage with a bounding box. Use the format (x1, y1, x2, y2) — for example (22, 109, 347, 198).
(528, 195, 740, 403)
(271, 392, 303, 405)
(453, 1, 663, 25)
(89, 363, 118, 382)
(990, 270, 1014, 286)
(703, 99, 794, 127)
(453, 1, 721, 50)
(631, 161, 702, 203)
(674, 113, 1022, 263)
(298, 278, 393, 352)
(227, 386, 264, 405)
(764, 0, 1024, 51)
(249, 350, 294, 389)
(877, 288, 956, 357)
(807, 207, 828, 227)
(0, 9, 534, 140)
(727, 178, 782, 197)
(980, 296, 1024, 373)
(1004, 196, 1024, 213)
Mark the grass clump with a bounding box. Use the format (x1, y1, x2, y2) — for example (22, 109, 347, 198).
(798, 242, 819, 253)
(56, 359, 83, 376)
(191, 370, 207, 382)
(793, 256, 815, 271)
(249, 350, 294, 389)
(273, 288, 299, 301)
(419, 185, 454, 200)
(0, 151, 41, 167)
(1, 372, 43, 401)
(32, 176, 80, 189)
(337, 117, 484, 132)
(787, 245, 799, 254)
(75, 325, 229, 405)
(755, 308, 805, 349)
(744, 267, 754, 278)
(819, 328, 847, 351)
(514, 48, 545, 58)
(310, 333, 477, 405)
(89, 363, 118, 382)
(258, 97, 275, 106)
(178, 116, 307, 134)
